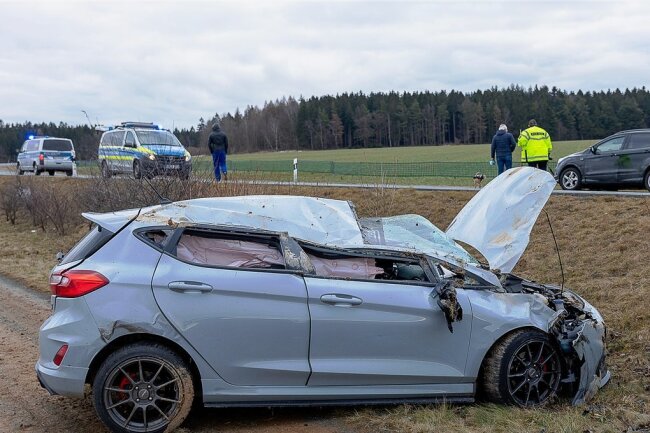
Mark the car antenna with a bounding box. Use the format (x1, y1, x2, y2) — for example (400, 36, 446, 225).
(544, 209, 565, 293)
(142, 177, 172, 205)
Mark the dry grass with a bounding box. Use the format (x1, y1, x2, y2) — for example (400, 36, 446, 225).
(0, 175, 648, 432)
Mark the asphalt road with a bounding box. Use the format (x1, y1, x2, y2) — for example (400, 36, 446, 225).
(0, 163, 648, 197)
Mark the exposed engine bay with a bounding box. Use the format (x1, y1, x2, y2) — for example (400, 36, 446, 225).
(495, 274, 609, 404)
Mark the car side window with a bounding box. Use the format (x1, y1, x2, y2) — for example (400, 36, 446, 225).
(301, 245, 431, 283)
(626, 133, 650, 150)
(173, 229, 285, 270)
(100, 133, 110, 146)
(135, 228, 175, 250)
(125, 131, 136, 147)
(596, 136, 625, 153)
(112, 131, 126, 146)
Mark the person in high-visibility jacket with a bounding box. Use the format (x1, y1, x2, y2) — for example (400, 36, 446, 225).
(517, 119, 552, 170)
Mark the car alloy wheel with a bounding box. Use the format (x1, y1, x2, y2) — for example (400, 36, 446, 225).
(102, 357, 182, 432)
(560, 168, 581, 190)
(482, 329, 562, 407)
(93, 343, 194, 433)
(506, 339, 561, 407)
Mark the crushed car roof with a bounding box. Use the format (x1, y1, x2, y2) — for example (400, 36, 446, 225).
(82, 167, 555, 282)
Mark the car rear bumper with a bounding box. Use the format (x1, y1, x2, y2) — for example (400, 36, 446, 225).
(42, 160, 73, 171)
(37, 297, 100, 398)
(35, 361, 87, 397)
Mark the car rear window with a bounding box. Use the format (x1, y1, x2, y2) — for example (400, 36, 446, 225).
(60, 225, 114, 266)
(100, 131, 125, 146)
(43, 139, 73, 151)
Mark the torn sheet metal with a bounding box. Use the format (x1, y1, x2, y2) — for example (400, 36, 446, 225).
(555, 292, 610, 405)
(568, 319, 609, 405)
(446, 167, 556, 273)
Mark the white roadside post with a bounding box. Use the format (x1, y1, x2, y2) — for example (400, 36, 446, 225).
(72, 161, 78, 177)
(293, 158, 298, 183)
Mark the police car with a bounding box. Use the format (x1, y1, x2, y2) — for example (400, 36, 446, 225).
(17, 136, 75, 176)
(98, 122, 192, 180)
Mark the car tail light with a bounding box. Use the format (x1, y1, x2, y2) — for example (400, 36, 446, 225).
(49, 270, 109, 298)
(39, 153, 44, 164)
(53, 344, 68, 366)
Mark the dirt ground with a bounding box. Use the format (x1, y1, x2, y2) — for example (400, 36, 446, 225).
(0, 274, 354, 433)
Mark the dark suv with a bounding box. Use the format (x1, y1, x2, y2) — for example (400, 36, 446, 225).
(555, 129, 650, 191)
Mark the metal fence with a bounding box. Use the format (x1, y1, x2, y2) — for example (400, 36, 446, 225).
(227, 160, 558, 178)
(78, 159, 558, 178)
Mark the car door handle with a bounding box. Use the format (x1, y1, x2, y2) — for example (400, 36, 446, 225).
(168, 281, 213, 293)
(320, 294, 363, 307)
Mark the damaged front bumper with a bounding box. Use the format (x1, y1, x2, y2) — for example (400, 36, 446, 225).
(549, 291, 611, 405)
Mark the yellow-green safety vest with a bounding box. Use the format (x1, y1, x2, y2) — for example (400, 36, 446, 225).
(518, 126, 552, 162)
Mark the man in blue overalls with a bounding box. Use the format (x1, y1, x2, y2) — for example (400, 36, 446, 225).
(208, 123, 229, 181)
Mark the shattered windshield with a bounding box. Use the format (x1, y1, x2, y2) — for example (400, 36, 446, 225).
(359, 215, 479, 266)
(135, 130, 182, 146)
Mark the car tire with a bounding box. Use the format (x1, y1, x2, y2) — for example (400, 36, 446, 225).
(92, 343, 194, 433)
(644, 169, 650, 192)
(34, 164, 41, 176)
(481, 329, 561, 407)
(17, 163, 24, 175)
(133, 160, 142, 180)
(559, 167, 581, 190)
(101, 161, 112, 179)
(48, 170, 55, 176)
(66, 170, 73, 177)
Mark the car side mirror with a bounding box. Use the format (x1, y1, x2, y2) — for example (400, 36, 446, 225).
(590, 145, 597, 154)
(433, 281, 463, 333)
(55, 251, 65, 262)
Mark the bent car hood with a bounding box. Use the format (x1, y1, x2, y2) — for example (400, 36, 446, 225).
(445, 167, 556, 274)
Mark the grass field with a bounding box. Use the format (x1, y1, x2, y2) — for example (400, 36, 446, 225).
(0, 175, 648, 433)
(186, 140, 597, 186)
(226, 140, 596, 163)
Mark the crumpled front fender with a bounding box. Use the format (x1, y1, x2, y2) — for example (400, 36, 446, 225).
(555, 292, 610, 405)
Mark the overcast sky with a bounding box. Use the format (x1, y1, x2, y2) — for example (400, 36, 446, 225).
(1, 0, 649, 128)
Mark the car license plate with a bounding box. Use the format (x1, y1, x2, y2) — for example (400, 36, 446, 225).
(165, 164, 180, 170)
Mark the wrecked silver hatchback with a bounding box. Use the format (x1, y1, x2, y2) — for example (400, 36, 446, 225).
(38, 168, 609, 433)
